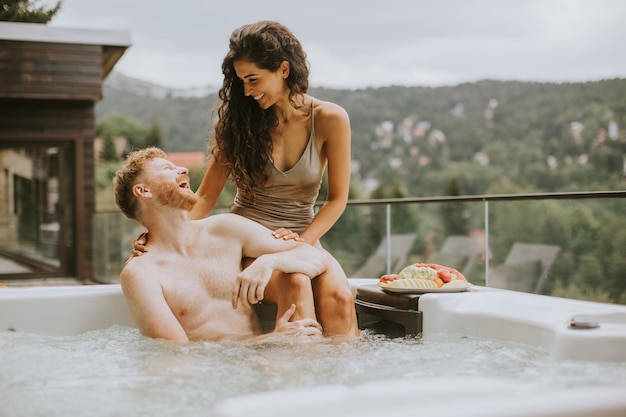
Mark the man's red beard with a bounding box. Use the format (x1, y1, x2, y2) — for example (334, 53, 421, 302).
(154, 182, 198, 212)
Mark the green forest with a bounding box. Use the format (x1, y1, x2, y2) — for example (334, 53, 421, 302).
(95, 75, 626, 304)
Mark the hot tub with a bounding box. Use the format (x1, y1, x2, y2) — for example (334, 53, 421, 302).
(353, 282, 626, 362)
(1, 281, 625, 417)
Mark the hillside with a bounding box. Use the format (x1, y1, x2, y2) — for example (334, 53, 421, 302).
(96, 73, 626, 198)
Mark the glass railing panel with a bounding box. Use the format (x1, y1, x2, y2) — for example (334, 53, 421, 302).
(391, 200, 488, 285)
(319, 203, 379, 278)
(486, 197, 626, 304)
(329, 200, 487, 280)
(92, 212, 144, 284)
(92, 192, 625, 305)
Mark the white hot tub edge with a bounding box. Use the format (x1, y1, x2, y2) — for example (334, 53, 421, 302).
(2, 281, 626, 362)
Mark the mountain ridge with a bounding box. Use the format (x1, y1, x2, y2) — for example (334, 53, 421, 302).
(97, 72, 626, 198)
(105, 71, 219, 99)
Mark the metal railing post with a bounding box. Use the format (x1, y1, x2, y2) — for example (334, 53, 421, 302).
(386, 203, 391, 274)
(484, 199, 489, 287)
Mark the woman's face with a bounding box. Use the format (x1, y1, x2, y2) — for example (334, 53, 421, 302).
(233, 59, 289, 109)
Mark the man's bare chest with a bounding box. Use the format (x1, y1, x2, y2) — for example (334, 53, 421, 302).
(154, 251, 242, 310)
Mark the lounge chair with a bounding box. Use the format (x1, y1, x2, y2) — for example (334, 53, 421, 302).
(488, 242, 561, 294)
(350, 233, 416, 278)
(426, 235, 488, 278)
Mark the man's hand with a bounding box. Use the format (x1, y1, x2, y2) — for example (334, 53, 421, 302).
(272, 304, 322, 336)
(232, 256, 274, 309)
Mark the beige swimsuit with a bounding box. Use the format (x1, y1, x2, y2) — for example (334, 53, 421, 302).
(230, 100, 324, 234)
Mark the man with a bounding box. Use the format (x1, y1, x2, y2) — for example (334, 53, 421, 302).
(114, 147, 354, 342)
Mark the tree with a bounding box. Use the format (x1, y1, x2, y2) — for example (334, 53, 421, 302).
(367, 183, 388, 245)
(96, 114, 148, 150)
(0, 0, 61, 23)
(145, 118, 165, 149)
(321, 182, 374, 274)
(604, 224, 626, 304)
(100, 134, 119, 162)
(441, 176, 468, 236)
(389, 180, 418, 234)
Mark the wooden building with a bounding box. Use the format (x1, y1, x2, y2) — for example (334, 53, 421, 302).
(0, 22, 130, 281)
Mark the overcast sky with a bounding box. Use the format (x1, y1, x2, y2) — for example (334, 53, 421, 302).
(42, 0, 626, 90)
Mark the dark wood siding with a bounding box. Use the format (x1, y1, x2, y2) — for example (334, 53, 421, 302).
(0, 40, 103, 101)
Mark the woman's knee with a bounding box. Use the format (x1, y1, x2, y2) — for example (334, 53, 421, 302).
(277, 273, 314, 306)
(283, 272, 312, 292)
(316, 281, 353, 311)
(264, 271, 309, 305)
(333, 285, 355, 309)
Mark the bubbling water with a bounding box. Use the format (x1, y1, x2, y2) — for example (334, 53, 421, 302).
(1, 326, 625, 417)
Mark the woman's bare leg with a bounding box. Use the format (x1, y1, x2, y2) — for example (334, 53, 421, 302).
(243, 257, 317, 322)
(311, 254, 360, 336)
(265, 271, 317, 321)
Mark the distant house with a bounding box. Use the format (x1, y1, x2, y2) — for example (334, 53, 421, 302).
(0, 22, 130, 281)
(167, 152, 208, 170)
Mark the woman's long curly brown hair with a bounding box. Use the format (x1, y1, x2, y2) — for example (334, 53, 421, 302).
(212, 21, 310, 196)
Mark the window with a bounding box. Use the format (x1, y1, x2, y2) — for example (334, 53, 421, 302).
(0, 144, 74, 277)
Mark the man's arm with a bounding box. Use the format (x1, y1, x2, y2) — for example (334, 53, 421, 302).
(215, 214, 330, 308)
(120, 261, 189, 342)
(233, 241, 329, 308)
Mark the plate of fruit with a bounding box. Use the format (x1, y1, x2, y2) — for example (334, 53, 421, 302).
(378, 263, 470, 293)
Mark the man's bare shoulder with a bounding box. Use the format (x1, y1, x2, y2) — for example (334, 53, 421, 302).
(120, 254, 160, 286)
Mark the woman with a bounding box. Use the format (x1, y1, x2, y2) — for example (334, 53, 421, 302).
(137, 21, 357, 336)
